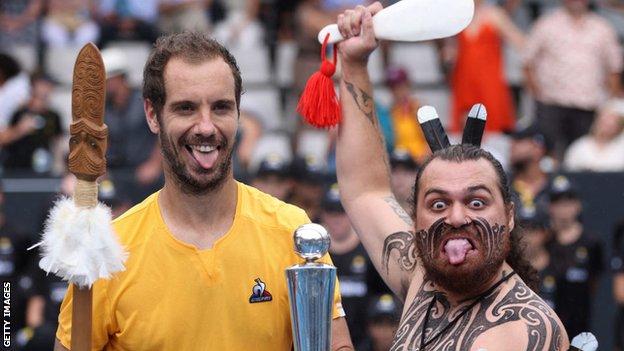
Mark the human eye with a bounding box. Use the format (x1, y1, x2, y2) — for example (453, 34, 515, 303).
(174, 102, 195, 115)
(213, 101, 234, 114)
(468, 199, 486, 209)
(430, 200, 447, 211)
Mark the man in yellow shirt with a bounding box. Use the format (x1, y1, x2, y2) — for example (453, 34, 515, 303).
(54, 31, 352, 350)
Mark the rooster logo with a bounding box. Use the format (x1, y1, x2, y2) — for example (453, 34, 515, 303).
(249, 278, 273, 303)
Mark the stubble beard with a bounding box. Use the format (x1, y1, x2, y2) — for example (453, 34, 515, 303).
(415, 218, 510, 297)
(159, 128, 234, 196)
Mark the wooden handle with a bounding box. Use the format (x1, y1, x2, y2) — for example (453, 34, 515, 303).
(71, 286, 92, 351)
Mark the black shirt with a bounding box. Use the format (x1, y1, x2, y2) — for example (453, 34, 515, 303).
(331, 243, 388, 347)
(547, 231, 603, 337)
(612, 238, 624, 349)
(4, 108, 62, 169)
(536, 261, 558, 311)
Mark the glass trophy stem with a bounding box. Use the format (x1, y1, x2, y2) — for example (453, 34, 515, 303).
(286, 263, 336, 351)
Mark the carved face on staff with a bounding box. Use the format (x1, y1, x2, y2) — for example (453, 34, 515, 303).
(69, 119, 108, 181)
(412, 147, 515, 296)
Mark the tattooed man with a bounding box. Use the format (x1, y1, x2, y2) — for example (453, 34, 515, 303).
(334, 3, 569, 350)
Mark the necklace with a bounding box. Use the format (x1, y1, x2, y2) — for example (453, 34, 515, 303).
(417, 270, 517, 351)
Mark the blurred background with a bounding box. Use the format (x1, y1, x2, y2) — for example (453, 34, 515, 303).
(1, 0, 624, 349)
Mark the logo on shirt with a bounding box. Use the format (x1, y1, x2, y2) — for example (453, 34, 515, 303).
(249, 278, 272, 303)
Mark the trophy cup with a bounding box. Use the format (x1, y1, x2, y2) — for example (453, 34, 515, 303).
(286, 223, 336, 351)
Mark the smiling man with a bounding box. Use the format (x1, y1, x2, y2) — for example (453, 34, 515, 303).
(53, 32, 352, 351)
(334, 3, 569, 350)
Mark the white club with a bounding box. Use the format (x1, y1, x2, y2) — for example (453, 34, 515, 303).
(318, 0, 475, 44)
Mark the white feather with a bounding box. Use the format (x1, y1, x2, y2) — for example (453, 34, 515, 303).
(571, 332, 598, 351)
(35, 197, 127, 288)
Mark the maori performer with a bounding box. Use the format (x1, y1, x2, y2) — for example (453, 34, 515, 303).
(332, 3, 570, 350)
(54, 32, 352, 350)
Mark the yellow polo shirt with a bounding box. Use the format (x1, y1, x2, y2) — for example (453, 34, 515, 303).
(57, 182, 344, 350)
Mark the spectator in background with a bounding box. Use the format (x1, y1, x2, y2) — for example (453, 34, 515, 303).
(547, 175, 603, 338)
(288, 156, 327, 222)
(213, 0, 263, 48)
(96, 0, 159, 47)
(0, 53, 31, 128)
(2, 73, 63, 174)
(250, 154, 293, 201)
(384, 67, 429, 162)
(321, 183, 378, 347)
(357, 294, 402, 351)
(388, 148, 419, 213)
(509, 125, 552, 217)
(518, 207, 557, 309)
(563, 99, 624, 172)
(0, 0, 42, 49)
(101, 48, 162, 203)
(447, 0, 525, 134)
(41, 0, 100, 48)
(232, 110, 264, 181)
(158, 0, 211, 34)
(523, 0, 623, 160)
(612, 218, 624, 351)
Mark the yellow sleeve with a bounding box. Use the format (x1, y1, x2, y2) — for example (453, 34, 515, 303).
(56, 280, 114, 350)
(318, 253, 346, 319)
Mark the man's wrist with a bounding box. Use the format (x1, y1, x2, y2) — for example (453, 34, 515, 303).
(340, 60, 369, 79)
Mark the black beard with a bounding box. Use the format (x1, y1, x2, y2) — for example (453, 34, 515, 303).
(415, 217, 509, 296)
(159, 130, 233, 196)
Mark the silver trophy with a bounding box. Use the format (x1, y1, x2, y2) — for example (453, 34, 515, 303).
(286, 223, 336, 351)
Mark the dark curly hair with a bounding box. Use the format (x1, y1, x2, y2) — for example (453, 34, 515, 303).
(411, 144, 539, 290)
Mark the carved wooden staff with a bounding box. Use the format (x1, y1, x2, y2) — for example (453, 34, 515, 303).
(68, 42, 108, 351)
(32, 43, 126, 350)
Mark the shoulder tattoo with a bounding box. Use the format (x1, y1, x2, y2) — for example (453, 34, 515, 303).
(390, 277, 565, 351)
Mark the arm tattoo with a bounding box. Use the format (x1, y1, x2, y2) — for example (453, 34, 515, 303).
(344, 80, 376, 124)
(390, 278, 565, 351)
(382, 231, 418, 274)
(383, 196, 414, 226)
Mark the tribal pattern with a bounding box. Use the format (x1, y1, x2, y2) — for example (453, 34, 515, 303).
(382, 231, 418, 274)
(390, 275, 565, 351)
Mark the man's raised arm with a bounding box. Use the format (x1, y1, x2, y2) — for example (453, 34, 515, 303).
(335, 3, 420, 299)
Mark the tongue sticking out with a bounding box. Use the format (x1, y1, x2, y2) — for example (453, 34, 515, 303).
(191, 148, 218, 170)
(444, 239, 473, 265)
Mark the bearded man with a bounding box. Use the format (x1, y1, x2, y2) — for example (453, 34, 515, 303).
(334, 3, 569, 350)
(54, 32, 353, 351)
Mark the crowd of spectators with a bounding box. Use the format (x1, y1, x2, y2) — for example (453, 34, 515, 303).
(1, 0, 624, 349)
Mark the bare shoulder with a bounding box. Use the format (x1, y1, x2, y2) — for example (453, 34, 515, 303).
(473, 276, 569, 351)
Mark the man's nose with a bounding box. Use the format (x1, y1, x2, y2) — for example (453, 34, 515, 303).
(196, 108, 216, 135)
(445, 203, 469, 228)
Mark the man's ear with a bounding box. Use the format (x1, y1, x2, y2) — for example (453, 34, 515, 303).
(144, 99, 160, 134)
(507, 202, 515, 232)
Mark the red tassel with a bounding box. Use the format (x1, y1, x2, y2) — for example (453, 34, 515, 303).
(297, 34, 341, 128)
